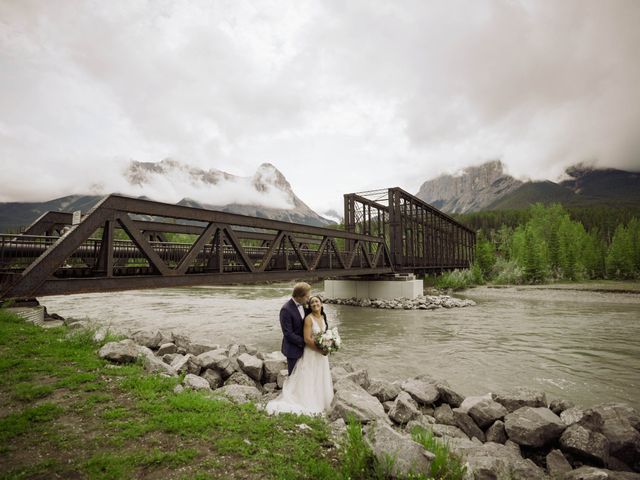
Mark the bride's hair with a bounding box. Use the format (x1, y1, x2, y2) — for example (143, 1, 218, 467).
(308, 295, 328, 331)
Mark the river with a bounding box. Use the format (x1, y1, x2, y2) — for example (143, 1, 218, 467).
(42, 282, 640, 410)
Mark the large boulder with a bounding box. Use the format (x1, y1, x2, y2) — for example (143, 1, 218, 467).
(401, 378, 440, 405)
(550, 398, 575, 415)
(262, 352, 287, 384)
(459, 394, 492, 414)
(434, 403, 457, 426)
(560, 424, 609, 466)
(447, 441, 547, 480)
(367, 379, 401, 403)
(340, 369, 370, 390)
(276, 369, 288, 389)
(468, 398, 509, 429)
(493, 388, 547, 413)
(137, 346, 177, 376)
(435, 382, 464, 408)
(131, 329, 163, 349)
(195, 350, 235, 379)
(388, 391, 421, 425)
(157, 342, 178, 356)
(237, 353, 264, 383)
(504, 407, 566, 447)
(592, 403, 640, 469)
(224, 371, 261, 390)
(171, 353, 201, 375)
(563, 466, 640, 479)
(429, 423, 469, 440)
(214, 385, 262, 404)
(201, 369, 224, 389)
(561, 407, 605, 431)
(329, 381, 388, 424)
(187, 338, 221, 356)
(452, 408, 485, 442)
(98, 339, 140, 363)
(546, 449, 573, 478)
(364, 422, 434, 478)
(486, 420, 508, 444)
(182, 373, 212, 391)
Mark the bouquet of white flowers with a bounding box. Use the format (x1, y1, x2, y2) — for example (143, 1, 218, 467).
(314, 327, 341, 354)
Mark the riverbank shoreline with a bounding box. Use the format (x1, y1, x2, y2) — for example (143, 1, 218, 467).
(4, 308, 640, 479)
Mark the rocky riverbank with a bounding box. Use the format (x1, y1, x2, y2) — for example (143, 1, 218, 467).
(94, 326, 640, 480)
(322, 294, 476, 310)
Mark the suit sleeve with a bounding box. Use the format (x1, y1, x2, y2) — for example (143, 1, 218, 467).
(280, 307, 305, 348)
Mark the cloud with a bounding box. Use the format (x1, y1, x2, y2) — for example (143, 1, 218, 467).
(1, 0, 639, 210)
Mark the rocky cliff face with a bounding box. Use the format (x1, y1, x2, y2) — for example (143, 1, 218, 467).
(415, 160, 522, 213)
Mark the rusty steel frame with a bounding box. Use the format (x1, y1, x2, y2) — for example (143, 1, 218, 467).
(344, 187, 475, 273)
(0, 194, 393, 299)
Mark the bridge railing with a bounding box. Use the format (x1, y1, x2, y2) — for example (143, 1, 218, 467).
(1, 194, 393, 299)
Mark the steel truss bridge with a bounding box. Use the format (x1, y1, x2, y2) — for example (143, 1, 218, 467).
(0, 188, 474, 300)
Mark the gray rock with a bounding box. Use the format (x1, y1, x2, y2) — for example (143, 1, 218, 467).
(504, 406, 566, 447)
(157, 342, 178, 356)
(131, 329, 163, 349)
(158, 330, 174, 345)
(201, 368, 224, 389)
(434, 403, 457, 426)
(262, 383, 278, 393)
(227, 344, 248, 358)
(485, 420, 507, 444)
(276, 369, 288, 389)
(137, 346, 177, 376)
(341, 369, 370, 390)
(383, 401, 394, 413)
(67, 320, 90, 330)
(563, 466, 640, 479)
(447, 441, 547, 480)
(401, 378, 440, 405)
(435, 383, 464, 408)
(591, 403, 640, 470)
(195, 348, 231, 369)
(262, 352, 287, 384)
(214, 385, 262, 404)
(329, 418, 347, 447)
(561, 407, 605, 431)
(452, 408, 485, 442)
(328, 380, 389, 424)
(173, 333, 191, 350)
(98, 339, 140, 363)
(367, 379, 401, 403)
(592, 403, 640, 470)
(388, 391, 421, 425)
(237, 353, 264, 382)
(330, 366, 349, 384)
(459, 394, 492, 413)
(546, 449, 573, 478)
(173, 384, 184, 394)
(187, 339, 221, 356)
(429, 423, 469, 440)
(468, 398, 509, 429)
(171, 353, 201, 375)
(550, 398, 576, 415)
(182, 373, 212, 391)
(493, 387, 547, 413)
(560, 424, 609, 466)
(364, 422, 434, 478)
(162, 353, 181, 365)
(224, 371, 261, 390)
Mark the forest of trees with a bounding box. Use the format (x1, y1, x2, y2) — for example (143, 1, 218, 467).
(459, 203, 640, 286)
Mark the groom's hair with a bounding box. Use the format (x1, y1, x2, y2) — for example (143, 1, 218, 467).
(292, 282, 311, 298)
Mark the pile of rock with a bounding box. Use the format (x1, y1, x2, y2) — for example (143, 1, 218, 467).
(98, 329, 640, 480)
(322, 294, 476, 310)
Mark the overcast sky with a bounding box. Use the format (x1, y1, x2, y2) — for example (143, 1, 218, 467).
(1, 0, 639, 214)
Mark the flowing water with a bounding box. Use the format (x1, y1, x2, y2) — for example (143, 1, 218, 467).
(43, 283, 640, 410)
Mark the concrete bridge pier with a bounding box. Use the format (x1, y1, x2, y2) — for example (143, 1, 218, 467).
(324, 274, 423, 300)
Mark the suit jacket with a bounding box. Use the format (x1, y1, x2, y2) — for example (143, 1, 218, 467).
(280, 298, 306, 359)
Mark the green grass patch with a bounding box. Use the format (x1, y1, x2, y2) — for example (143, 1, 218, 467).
(411, 426, 467, 480)
(0, 403, 64, 443)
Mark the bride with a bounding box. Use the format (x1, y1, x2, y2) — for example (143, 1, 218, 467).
(266, 296, 334, 415)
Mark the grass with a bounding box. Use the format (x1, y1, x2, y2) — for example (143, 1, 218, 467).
(0, 307, 468, 479)
(411, 427, 467, 480)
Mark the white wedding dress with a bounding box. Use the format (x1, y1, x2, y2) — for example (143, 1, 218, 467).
(266, 316, 334, 416)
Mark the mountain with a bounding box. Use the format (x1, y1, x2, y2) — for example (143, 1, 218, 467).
(415, 160, 522, 213)
(416, 160, 640, 213)
(0, 162, 333, 233)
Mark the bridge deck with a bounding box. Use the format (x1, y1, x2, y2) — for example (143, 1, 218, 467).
(0, 188, 475, 300)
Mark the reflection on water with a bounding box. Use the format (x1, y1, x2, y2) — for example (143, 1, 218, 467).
(43, 283, 640, 410)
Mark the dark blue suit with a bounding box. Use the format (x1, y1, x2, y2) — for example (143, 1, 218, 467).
(280, 299, 307, 374)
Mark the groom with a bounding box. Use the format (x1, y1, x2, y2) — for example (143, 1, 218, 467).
(280, 282, 311, 374)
